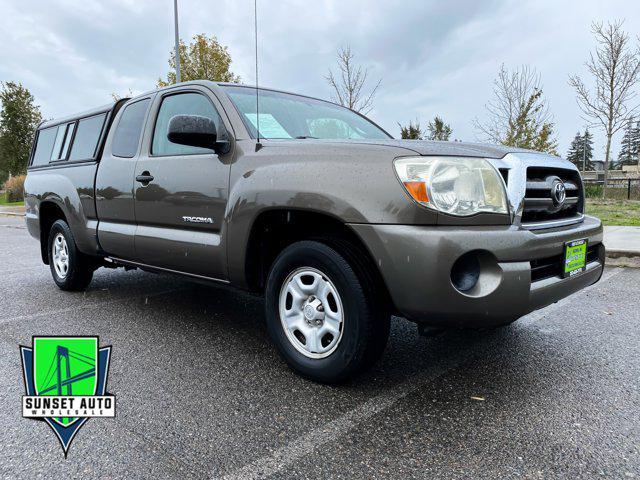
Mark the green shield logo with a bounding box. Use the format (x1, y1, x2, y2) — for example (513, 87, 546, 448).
(33, 337, 98, 426)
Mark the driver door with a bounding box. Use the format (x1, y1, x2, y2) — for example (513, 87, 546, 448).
(133, 88, 231, 280)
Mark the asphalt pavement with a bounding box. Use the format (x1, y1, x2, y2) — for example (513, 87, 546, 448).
(0, 215, 638, 479)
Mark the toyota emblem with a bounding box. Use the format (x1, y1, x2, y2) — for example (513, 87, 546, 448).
(553, 180, 566, 206)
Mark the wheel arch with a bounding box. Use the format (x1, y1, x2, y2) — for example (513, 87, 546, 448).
(39, 201, 68, 264)
(241, 208, 395, 313)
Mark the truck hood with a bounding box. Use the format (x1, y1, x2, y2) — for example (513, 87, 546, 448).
(264, 138, 543, 159)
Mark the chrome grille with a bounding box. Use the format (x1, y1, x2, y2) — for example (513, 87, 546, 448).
(521, 167, 584, 225)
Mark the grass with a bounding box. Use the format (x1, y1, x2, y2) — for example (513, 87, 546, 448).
(0, 192, 24, 206)
(585, 198, 640, 226)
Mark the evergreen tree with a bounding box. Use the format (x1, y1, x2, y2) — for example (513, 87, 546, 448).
(426, 116, 452, 141)
(582, 128, 594, 170)
(618, 118, 637, 167)
(632, 120, 640, 165)
(567, 129, 594, 170)
(398, 120, 423, 140)
(566, 131, 582, 167)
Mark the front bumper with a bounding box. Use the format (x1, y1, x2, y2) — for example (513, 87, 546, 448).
(350, 215, 604, 328)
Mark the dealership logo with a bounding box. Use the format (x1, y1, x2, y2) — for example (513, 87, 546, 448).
(20, 336, 115, 457)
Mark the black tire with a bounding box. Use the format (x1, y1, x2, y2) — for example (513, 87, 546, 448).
(265, 240, 390, 383)
(47, 219, 94, 291)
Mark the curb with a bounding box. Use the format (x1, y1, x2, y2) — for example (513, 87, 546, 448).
(0, 212, 25, 217)
(606, 249, 640, 259)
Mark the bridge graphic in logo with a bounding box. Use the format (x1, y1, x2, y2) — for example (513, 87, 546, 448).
(20, 336, 115, 456)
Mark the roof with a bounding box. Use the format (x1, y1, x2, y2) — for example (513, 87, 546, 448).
(39, 102, 123, 130)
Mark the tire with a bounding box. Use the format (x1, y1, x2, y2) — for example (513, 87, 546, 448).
(265, 240, 390, 383)
(47, 219, 94, 291)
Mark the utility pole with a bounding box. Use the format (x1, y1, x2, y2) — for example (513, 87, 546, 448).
(173, 0, 181, 83)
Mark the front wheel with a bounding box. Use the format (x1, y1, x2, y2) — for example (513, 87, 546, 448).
(265, 240, 390, 383)
(47, 219, 94, 291)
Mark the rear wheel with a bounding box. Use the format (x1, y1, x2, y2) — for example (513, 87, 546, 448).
(47, 219, 94, 291)
(265, 240, 390, 383)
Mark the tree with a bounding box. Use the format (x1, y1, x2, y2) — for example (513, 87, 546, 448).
(566, 131, 583, 167)
(569, 21, 640, 192)
(618, 118, 638, 167)
(567, 129, 594, 170)
(426, 116, 452, 141)
(582, 128, 595, 170)
(0, 82, 42, 178)
(633, 120, 640, 163)
(158, 34, 240, 87)
(398, 120, 423, 139)
(326, 45, 381, 114)
(474, 65, 558, 155)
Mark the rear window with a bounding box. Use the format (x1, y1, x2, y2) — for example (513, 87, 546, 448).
(31, 126, 58, 166)
(111, 98, 151, 158)
(69, 113, 106, 161)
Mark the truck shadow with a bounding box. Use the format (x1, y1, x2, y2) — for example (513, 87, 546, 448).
(86, 268, 602, 399)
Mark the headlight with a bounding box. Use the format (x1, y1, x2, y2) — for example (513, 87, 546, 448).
(394, 157, 509, 216)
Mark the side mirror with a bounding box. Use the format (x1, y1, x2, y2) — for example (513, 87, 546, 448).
(167, 115, 229, 153)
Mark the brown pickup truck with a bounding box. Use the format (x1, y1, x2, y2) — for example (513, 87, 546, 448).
(24, 80, 604, 382)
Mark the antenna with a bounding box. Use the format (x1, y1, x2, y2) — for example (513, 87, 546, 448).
(254, 0, 261, 148)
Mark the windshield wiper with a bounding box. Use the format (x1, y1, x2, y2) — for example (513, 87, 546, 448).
(295, 136, 318, 139)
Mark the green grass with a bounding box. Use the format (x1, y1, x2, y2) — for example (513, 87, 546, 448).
(585, 199, 640, 226)
(0, 192, 24, 206)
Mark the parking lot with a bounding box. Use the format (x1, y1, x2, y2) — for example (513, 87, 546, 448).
(0, 214, 638, 479)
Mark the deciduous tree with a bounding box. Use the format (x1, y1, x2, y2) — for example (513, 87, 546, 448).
(158, 34, 240, 87)
(326, 46, 381, 114)
(569, 21, 640, 191)
(474, 65, 558, 155)
(0, 82, 42, 179)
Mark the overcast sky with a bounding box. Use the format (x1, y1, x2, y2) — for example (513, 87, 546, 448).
(1, 0, 639, 158)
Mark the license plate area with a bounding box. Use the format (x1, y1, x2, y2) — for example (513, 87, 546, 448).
(563, 239, 587, 278)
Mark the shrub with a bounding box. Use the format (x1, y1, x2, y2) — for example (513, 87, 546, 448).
(584, 183, 602, 198)
(3, 174, 26, 202)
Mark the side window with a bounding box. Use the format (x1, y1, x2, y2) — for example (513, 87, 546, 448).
(152, 92, 222, 156)
(58, 122, 76, 160)
(69, 113, 107, 161)
(49, 122, 75, 161)
(31, 126, 57, 166)
(112, 98, 151, 158)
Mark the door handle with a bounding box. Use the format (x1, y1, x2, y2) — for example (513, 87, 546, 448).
(136, 172, 154, 184)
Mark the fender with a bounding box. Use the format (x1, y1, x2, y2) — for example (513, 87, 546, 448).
(223, 141, 438, 287)
(24, 164, 100, 257)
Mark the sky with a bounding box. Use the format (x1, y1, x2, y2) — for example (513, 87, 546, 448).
(1, 0, 639, 159)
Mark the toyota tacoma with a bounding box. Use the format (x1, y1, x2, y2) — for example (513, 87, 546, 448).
(24, 81, 604, 382)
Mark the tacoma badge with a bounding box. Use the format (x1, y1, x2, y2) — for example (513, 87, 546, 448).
(182, 216, 214, 224)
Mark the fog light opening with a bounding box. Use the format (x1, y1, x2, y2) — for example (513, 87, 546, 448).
(451, 253, 481, 292)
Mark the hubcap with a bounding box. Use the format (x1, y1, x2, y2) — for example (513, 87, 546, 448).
(279, 267, 344, 359)
(52, 233, 70, 279)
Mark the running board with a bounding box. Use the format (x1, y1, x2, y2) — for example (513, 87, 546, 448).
(103, 257, 231, 285)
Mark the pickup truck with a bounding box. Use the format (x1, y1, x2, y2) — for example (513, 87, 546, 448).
(25, 80, 604, 382)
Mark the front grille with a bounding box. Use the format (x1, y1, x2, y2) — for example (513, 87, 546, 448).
(530, 243, 600, 282)
(521, 167, 584, 225)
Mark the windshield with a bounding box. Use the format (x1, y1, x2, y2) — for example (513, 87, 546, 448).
(222, 85, 390, 140)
